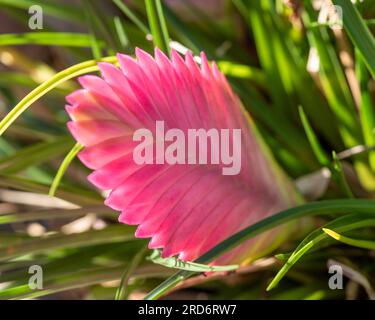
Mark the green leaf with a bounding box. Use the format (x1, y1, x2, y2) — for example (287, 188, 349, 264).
(113, 0, 149, 35)
(113, 16, 130, 49)
(0, 225, 136, 262)
(0, 174, 101, 205)
(0, 32, 99, 47)
(49, 143, 84, 197)
(356, 49, 375, 171)
(145, 199, 375, 299)
(247, 1, 292, 112)
(218, 61, 266, 85)
(162, 5, 203, 54)
(323, 228, 375, 250)
(82, 1, 103, 59)
(115, 245, 148, 300)
(299, 106, 330, 167)
(332, 0, 375, 78)
(145, 0, 170, 54)
(303, 1, 361, 148)
(0, 136, 73, 174)
(149, 250, 238, 272)
(331, 151, 354, 198)
(0, 56, 118, 137)
(0, 263, 169, 300)
(0, 0, 83, 23)
(0, 206, 115, 225)
(236, 82, 315, 169)
(267, 213, 375, 291)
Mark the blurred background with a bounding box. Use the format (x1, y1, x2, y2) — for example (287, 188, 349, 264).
(0, 0, 375, 300)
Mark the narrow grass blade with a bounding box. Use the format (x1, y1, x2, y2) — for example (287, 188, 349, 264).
(332, 0, 375, 78)
(247, 1, 291, 112)
(113, 0, 149, 34)
(82, 0, 117, 53)
(303, 1, 361, 148)
(0, 174, 101, 205)
(235, 0, 342, 148)
(0, 264, 169, 300)
(113, 16, 130, 49)
(0, 0, 83, 23)
(0, 32, 99, 47)
(218, 61, 266, 85)
(236, 83, 315, 169)
(49, 143, 83, 197)
(0, 136, 73, 174)
(149, 250, 238, 273)
(0, 225, 136, 262)
(162, 5, 203, 55)
(0, 56, 118, 136)
(356, 50, 375, 171)
(332, 151, 354, 198)
(145, 0, 170, 54)
(82, 0, 103, 59)
(323, 228, 375, 250)
(115, 245, 148, 300)
(267, 213, 375, 291)
(0, 206, 115, 225)
(299, 106, 330, 167)
(145, 199, 375, 299)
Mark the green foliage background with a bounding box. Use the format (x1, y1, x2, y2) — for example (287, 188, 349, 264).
(0, 0, 374, 300)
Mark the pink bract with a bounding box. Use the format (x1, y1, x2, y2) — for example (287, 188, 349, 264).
(66, 48, 300, 265)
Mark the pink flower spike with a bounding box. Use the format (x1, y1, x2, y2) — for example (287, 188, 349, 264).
(65, 48, 301, 265)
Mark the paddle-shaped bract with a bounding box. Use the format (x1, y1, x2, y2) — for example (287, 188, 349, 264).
(66, 48, 301, 265)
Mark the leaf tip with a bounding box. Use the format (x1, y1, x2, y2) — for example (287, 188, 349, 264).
(322, 228, 340, 240)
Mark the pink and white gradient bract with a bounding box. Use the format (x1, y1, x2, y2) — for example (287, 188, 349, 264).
(65, 48, 300, 265)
